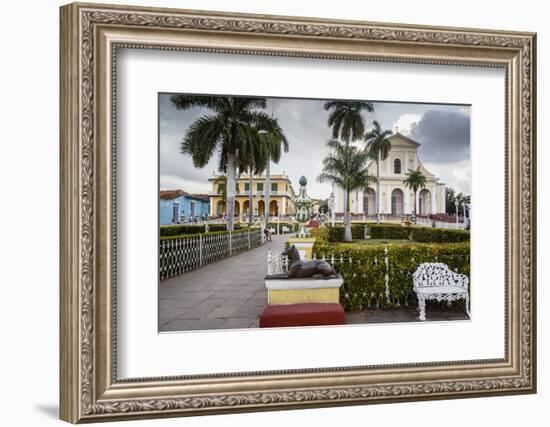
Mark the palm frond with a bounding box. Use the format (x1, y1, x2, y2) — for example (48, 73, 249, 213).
(364, 120, 393, 161)
(317, 139, 374, 194)
(180, 114, 225, 168)
(324, 100, 374, 143)
(170, 94, 225, 112)
(403, 168, 428, 192)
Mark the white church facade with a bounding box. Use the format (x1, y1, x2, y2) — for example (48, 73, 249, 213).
(334, 133, 446, 217)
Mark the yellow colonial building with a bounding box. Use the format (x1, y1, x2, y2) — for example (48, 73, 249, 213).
(208, 173, 296, 217)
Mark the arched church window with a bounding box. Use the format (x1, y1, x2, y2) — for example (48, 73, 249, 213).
(394, 158, 401, 174)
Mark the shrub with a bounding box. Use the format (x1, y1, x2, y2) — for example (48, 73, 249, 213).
(411, 227, 470, 243)
(160, 230, 224, 241)
(160, 223, 243, 238)
(309, 227, 328, 241)
(208, 223, 242, 232)
(327, 226, 345, 242)
(312, 239, 470, 311)
(326, 224, 371, 242)
(352, 224, 368, 239)
(160, 224, 205, 237)
(159, 227, 252, 241)
(369, 223, 412, 240)
(320, 223, 470, 244)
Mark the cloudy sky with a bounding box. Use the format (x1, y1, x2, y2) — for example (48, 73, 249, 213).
(159, 94, 471, 199)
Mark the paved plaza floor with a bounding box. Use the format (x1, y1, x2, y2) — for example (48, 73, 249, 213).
(346, 303, 469, 324)
(159, 233, 289, 332)
(159, 234, 469, 332)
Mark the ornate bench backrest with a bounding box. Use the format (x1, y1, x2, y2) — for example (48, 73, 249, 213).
(413, 262, 468, 289)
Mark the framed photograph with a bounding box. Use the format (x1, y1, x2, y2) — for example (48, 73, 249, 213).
(60, 2, 537, 423)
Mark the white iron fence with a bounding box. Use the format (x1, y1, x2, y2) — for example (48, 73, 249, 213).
(267, 247, 470, 310)
(415, 216, 468, 230)
(267, 250, 357, 276)
(160, 229, 262, 280)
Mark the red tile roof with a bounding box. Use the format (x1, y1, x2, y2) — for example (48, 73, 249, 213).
(160, 190, 210, 203)
(159, 189, 189, 200)
(190, 194, 209, 202)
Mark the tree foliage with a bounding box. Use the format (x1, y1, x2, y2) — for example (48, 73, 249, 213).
(324, 100, 374, 143)
(364, 120, 393, 161)
(318, 140, 375, 241)
(364, 120, 393, 223)
(170, 95, 287, 230)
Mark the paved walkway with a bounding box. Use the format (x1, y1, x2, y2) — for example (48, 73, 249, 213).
(159, 234, 469, 332)
(159, 234, 289, 332)
(346, 303, 469, 324)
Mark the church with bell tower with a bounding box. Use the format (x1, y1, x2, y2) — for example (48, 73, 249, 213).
(333, 133, 446, 217)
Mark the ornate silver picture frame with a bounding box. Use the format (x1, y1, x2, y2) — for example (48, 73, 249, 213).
(60, 2, 536, 423)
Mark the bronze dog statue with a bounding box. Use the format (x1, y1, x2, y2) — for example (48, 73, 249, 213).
(282, 245, 338, 279)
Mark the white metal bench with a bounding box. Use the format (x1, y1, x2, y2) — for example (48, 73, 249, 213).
(281, 226, 290, 234)
(412, 262, 470, 321)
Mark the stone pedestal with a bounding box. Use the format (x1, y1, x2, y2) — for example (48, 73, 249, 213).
(287, 237, 316, 260)
(260, 276, 345, 328)
(265, 276, 343, 304)
(259, 303, 345, 328)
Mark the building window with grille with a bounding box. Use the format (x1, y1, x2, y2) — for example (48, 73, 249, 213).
(172, 201, 180, 224)
(271, 183, 278, 194)
(244, 182, 250, 192)
(394, 158, 401, 174)
(257, 182, 264, 192)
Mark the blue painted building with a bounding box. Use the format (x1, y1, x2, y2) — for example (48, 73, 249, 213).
(160, 190, 210, 225)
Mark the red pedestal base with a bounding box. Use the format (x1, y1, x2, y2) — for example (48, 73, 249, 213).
(259, 303, 345, 328)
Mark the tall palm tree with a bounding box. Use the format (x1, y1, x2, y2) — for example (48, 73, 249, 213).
(239, 118, 288, 224)
(403, 168, 427, 220)
(318, 140, 375, 242)
(241, 145, 264, 224)
(257, 119, 288, 224)
(324, 100, 374, 144)
(364, 121, 393, 223)
(171, 95, 271, 231)
(324, 100, 374, 222)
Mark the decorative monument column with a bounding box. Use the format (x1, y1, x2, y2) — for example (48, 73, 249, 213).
(288, 176, 315, 260)
(260, 176, 345, 328)
(295, 175, 311, 237)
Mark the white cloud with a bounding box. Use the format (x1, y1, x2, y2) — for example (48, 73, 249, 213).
(159, 95, 471, 199)
(392, 113, 422, 135)
(424, 159, 471, 195)
(160, 175, 211, 193)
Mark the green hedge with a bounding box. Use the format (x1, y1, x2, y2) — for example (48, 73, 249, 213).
(208, 223, 243, 232)
(312, 239, 470, 311)
(160, 224, 205, 237)
(160, 223, 243, 238)
(159, 227, 251, 241)
(369, 223, 412, 240)
(160, 230, 224, 241)
(323, 223, 470, 243)
(326, 224, 370, 242)
(310, 227, 328, 240)
(327, 226, 344, 242)
(411, 227, 470, 243)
